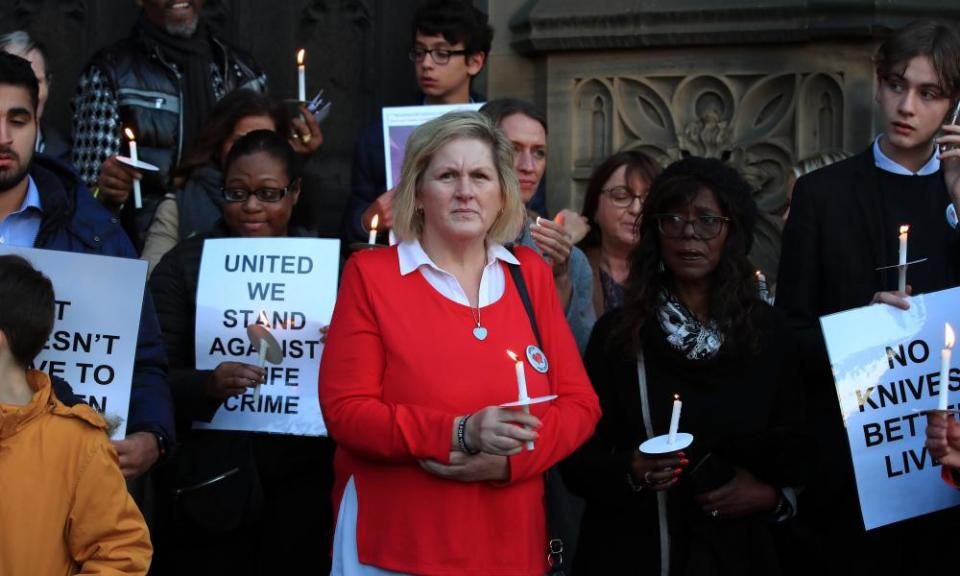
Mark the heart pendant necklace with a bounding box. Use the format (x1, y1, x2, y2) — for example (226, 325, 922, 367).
(471, 304, 487, 341)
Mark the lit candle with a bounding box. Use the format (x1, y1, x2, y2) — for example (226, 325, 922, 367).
(368, 214, 379, 245)
(124, 128, 142, 209)
(898, 225, 909, 293)
(939, 324, 955, 411)
(507, 350, 534, 451)
(668, 394, 682, 444)
(254, 339, 269, 406)
(296, 49, 306, 102)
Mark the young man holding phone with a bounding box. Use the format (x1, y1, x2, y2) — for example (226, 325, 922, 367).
(777, 19, 960, 576)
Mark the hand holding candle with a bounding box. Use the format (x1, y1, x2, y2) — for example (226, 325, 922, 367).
(939, 323, 955, 412)
(296, 49, 306, 102)
(124, 128, 142, 209)
(507, 350, 534, 451)
(898, 225, 909, 293)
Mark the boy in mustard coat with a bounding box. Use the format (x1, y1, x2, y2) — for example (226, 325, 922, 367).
(0, 255, 152, 575)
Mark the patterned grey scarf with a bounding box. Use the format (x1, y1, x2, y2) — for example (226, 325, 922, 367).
(657, 290, 724, 360)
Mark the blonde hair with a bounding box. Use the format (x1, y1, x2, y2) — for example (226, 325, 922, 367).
(392, 111, 524, 244)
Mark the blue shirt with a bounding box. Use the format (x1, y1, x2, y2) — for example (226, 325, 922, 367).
(0, 176, 42, 247)
(872, 136, 940, 176)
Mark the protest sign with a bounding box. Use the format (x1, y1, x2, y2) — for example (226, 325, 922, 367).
(194, 237, 339, 436)
(382, 102, 484, 190)
(0, 246, 146, 439)
(821, 286, 960, 529)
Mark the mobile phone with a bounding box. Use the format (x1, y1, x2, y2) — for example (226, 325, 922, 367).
(942, 100, 960, 153)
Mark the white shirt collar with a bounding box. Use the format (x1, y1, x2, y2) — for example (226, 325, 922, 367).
(873, 136, 940, 176)
(398, 238, 520, 276)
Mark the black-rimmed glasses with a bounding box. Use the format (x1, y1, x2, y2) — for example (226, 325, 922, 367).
(602, 186, 645, 209)
(408, 48, 468, 65)
(221, 186, 291, 203)
(654, 214, 731, 239)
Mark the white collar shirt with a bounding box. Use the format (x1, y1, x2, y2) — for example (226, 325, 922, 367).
(397, 238, 520, 307)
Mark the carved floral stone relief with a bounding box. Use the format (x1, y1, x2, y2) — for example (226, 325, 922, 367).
(571, 71, 846, 282)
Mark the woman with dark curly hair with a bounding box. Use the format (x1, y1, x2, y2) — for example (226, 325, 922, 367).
(561, 157, 810, 575)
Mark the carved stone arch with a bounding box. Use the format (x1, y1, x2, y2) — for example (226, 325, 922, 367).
(614, 77, 676, 146)
(732, 74, 797, 146)
(672, 75, 735, 157)
(573, 78, 614, 175)
(796, 73, 845, 160)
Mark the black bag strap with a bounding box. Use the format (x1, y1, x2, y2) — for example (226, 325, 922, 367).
(506, 254, 542, 347)
(506, 247, 565, 575)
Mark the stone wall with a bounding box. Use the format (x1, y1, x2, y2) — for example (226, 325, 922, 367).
(488, 0, 960, 281)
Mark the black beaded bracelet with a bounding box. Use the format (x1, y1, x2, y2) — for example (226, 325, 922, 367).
(457, 414, 480, 455)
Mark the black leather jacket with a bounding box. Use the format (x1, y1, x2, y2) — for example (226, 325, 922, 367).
(88, 29, 265, 196)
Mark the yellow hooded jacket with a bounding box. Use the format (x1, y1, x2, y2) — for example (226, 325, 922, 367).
(0, 370, 152, 575)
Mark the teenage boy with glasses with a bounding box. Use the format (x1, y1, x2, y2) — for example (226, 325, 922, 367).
(776, 19, 960, 576)
(342, 0, 493, 246)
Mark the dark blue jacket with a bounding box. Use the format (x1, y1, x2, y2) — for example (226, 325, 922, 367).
(31, 154, 175, 450)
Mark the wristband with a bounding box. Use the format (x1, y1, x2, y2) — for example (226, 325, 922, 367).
(457, 414, 480, 455)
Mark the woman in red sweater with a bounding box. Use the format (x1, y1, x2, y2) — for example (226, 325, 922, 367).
(320, 111, 601, 575)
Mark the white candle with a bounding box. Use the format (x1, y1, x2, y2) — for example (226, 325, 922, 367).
(254, 339, 269, 406)
(368, 214, 379, 245)
(668, 394, 682, 444)
(898, 225, 909, 293)
(124, 128, 142, 209)
(939, 324, 955, 411)
(508, 350, 534, 451)
(297, 49, 306, 102)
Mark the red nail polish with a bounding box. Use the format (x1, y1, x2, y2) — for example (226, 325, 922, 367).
(674, 469, 682, 476)
(680, 459, 689, 466)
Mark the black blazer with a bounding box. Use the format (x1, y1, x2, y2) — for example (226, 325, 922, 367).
(775, 147, 960, 573)
(777, 147, 960, 373)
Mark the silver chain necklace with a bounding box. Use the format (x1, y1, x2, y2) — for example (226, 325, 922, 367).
(471, 277, 488, 341)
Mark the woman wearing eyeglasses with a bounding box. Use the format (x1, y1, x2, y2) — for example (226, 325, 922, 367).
(480, 98, 597, 354)
(141, 89, 322, 275)
(148, 130, 335, 576)
(561, 157, 810, 576)
(578, 151, 662, 317)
